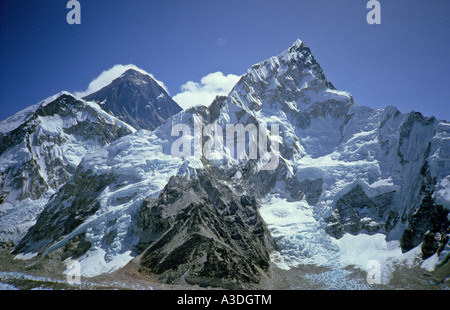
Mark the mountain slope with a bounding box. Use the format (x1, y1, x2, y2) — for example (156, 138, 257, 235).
(13, 128, 183, 275)
(135, 167, 274, 289)
(0, 92, 134, 243)
(83, 69, 182, 131)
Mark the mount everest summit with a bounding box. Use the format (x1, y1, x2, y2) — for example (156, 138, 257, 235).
(0, 39, 449, 289)
(83, 69, 182, 131)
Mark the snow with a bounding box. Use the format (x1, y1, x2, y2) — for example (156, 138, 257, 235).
(260, 195, 340, 268)
(434, 176, 450, 210)
(44, 41, 448, 281)
(75, 64, 169, 97)
(177, 157, 204, 180)
(214, 38, 450, 285)
(0, 104, 39, 135)
(421, 253, 440, 272)
(331, 233, 405, 284)
(279, 39, 305, 62)
(0, 283, 18, 290)
(0, 91, 79, 135)
(0, 92, 136, 244)
(64, 248, 134, 277)
(0, 193, 53, 243)
(0, 271, 65, 287)
(260, 195, 424, 287)
(14, 252, 38, 260)
(40, 130, 184, 277)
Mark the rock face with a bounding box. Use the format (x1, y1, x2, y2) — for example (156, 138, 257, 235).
(14, 169, 114, 254)
(325, 185, 396, 239)
(12, 128, 183, 275)
(83, 69, 182, 131)
(223, 40, 450, 262)
(400, 160, 450, 258)
(135, 167, 275, 289)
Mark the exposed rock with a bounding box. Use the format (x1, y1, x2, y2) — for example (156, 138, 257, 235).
(400, 161, 450, 258)
(61, 232, 92, 261)
(5, 39, 450, 288)
(401, 194, 449, 257)
(325, 185, 395, 239)
(286, 177, 323, 205)
(14, 169, 114, 255)
(134, 167, 275, 289)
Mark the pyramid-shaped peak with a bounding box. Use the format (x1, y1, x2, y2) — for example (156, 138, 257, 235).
(83, 67, 181, 131)
(102, 67, 168, 93)
(115, 68, 156, 83)
(120, 68, 148, 78)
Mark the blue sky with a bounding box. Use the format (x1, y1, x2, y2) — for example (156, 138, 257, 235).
(0, 0, 449, 121)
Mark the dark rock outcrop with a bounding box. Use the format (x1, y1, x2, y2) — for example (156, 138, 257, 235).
(134, 168, 275, 289)
(400, 162, 449, 258)
(325, 185, 395, 239)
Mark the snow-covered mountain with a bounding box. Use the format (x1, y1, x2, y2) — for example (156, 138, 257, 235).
(0, 92, 135, 244)
(4, 39, 450, 289)
(225, 39, 449, 250)
(83, 69, 182, 131)
(220, 39, 450, 285)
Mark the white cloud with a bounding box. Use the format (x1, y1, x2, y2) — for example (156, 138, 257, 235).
(75, 64, 169, 97)
(173, 72, 241, 110)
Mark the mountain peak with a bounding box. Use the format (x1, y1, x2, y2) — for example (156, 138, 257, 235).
(83, 68, 182, 131)
(118, 68, 150, 80)
(291, 38, 304, 48)
(229, 39, 339, 115)
(109, 68, 158, 87)
(278, 38, 314, 63)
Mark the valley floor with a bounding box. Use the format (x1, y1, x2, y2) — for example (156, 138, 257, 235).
(0, 246, 448, 290)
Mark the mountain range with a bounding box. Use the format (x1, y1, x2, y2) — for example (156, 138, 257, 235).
(1, 39, 449, 289)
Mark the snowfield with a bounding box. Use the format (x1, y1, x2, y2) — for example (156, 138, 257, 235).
(260, 194, 424, 288)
